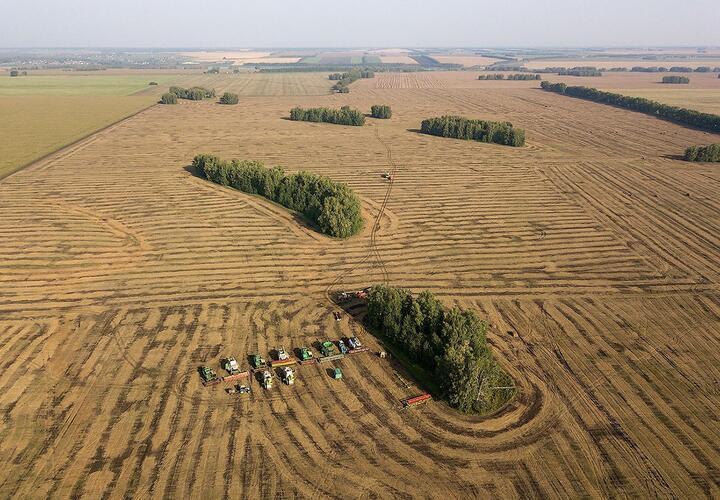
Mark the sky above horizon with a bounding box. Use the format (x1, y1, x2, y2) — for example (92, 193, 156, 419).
(1, 0, 718, 48)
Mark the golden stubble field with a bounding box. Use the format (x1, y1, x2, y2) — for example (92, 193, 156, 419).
(1, 72, 719, 498)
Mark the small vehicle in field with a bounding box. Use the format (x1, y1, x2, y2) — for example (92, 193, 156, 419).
(337, 340, 349, 354)
(348, 337, 362, 350)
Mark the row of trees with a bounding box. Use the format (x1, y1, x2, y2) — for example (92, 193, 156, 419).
(662, 76, 690, 84)
(9, 70, 27, 77)
(540, 81, 720, 133)
(370, 105, 392, 119)
(219, 92, 239, 104)
(478, 73, 542, 80)
(366, 285, 516, 413)
(629, 66, 719, 73)
(290, 106, 365, 126)
(329, 69, 375, 93)
(558, 67, 602, 77)
(169, 86, 216, 100)
(193, 154, 364, 238)
(420, 116, 525, 147)
(684, 144, 720, 162)
(478, 74, 505, 80)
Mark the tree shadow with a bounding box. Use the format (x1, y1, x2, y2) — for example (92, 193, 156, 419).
(184, 164, 202, 178)
(406, 128, 423, 134)
(661, 154, 686, 161)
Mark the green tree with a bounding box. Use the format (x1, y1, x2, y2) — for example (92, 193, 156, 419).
(160, 93, 177, 104)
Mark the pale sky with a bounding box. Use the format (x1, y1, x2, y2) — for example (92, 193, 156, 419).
(1, 0, 718, 48)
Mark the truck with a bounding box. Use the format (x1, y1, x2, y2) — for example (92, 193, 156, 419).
(221, 356, 240, 375)
(261, 370, 273, 389)
(282, 367, 295, 385)
(250, 354, 267, 369)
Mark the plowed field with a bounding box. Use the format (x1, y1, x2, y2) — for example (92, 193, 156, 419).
(1, 72, 719, 498)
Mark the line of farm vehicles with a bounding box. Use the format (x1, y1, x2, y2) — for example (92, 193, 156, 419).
(198, 336, 369, 395)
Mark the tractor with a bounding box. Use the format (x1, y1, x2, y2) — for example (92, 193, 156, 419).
(221, 356, 240, 375)
(337, 339, 349, 355)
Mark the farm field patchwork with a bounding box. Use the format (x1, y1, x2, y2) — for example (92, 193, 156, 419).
(0, 71, 719, 498)
(0, 74, 176, 96)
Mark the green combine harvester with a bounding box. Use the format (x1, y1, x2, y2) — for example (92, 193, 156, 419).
(299, 347, 314, 361)
(250, 354, 267, 369)
(320, 341, 336, 357)
(199, 366, 219, 385)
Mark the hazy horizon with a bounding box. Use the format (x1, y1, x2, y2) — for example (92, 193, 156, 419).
(2, 0, 718, 48)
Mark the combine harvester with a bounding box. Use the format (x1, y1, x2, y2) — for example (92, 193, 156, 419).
(250, 354, 267, 370)
(199, 366, 222, 386)
(261, 370, 273, 389)
(337, 287, 372, 303)
(298, 346, 316, 365)
(347, 336, 369, 354)
(221, 356, 250, 382)
(402, 393, 432, 408)
(318, 340, 344, 363)
(271, 346, 296, 368)
(282, 367, 295, 385)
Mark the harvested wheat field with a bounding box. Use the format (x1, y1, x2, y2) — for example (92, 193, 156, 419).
(1, 71, 719, 498)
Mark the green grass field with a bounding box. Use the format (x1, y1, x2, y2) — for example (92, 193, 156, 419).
(0, 95, 156, 178)
(611, 89, 720, 115)
(0, 74, 176, 96)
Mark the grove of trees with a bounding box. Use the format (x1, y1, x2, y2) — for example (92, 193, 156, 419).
(540, 81, 720, 133)
(328, 68, 374, 93)
(558, 67, 602, 77)
(420, 116, 525, 147)
(219, 92, 239, 104)
(290, 106, 365, 126)
(478, 73, 505, 80)
(662, 76, 690, 84)
(160, 93, 177, 104)
(370, 105, 392, 119)
(366, 285, 516, 413)
(507, 73, 542, 80)
(684, 144, 720, 162)
(193, 154, 364, 238)
(169, 86, 216, 100)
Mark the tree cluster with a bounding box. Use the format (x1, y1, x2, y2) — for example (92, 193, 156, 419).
(169, 86, 216, 100)
(148, 81, 158, 86)
(477, 74, 505, 80)
(159, 93, 177, 105)
(193, 154, 364, 238)
(507, 73, 542, 80)
(662, 76, 690, 84)
(540, 81, 720, 133)
(420, 116, 525, 147)
(366, 285, 516, 413)
(328, 68, 374, 93)
(558, 67, 602, 77)
(370, 105, 392, 119)
(289, 106, 365, 126)
(684, 144, 720, 162)
(219, 92, 239, 105)
(9, 70, 27, 77)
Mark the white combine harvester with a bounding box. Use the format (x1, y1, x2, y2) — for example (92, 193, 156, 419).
(282, 367, 295, 385)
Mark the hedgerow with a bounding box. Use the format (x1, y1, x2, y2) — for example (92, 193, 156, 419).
(540, 81, 720, 133)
